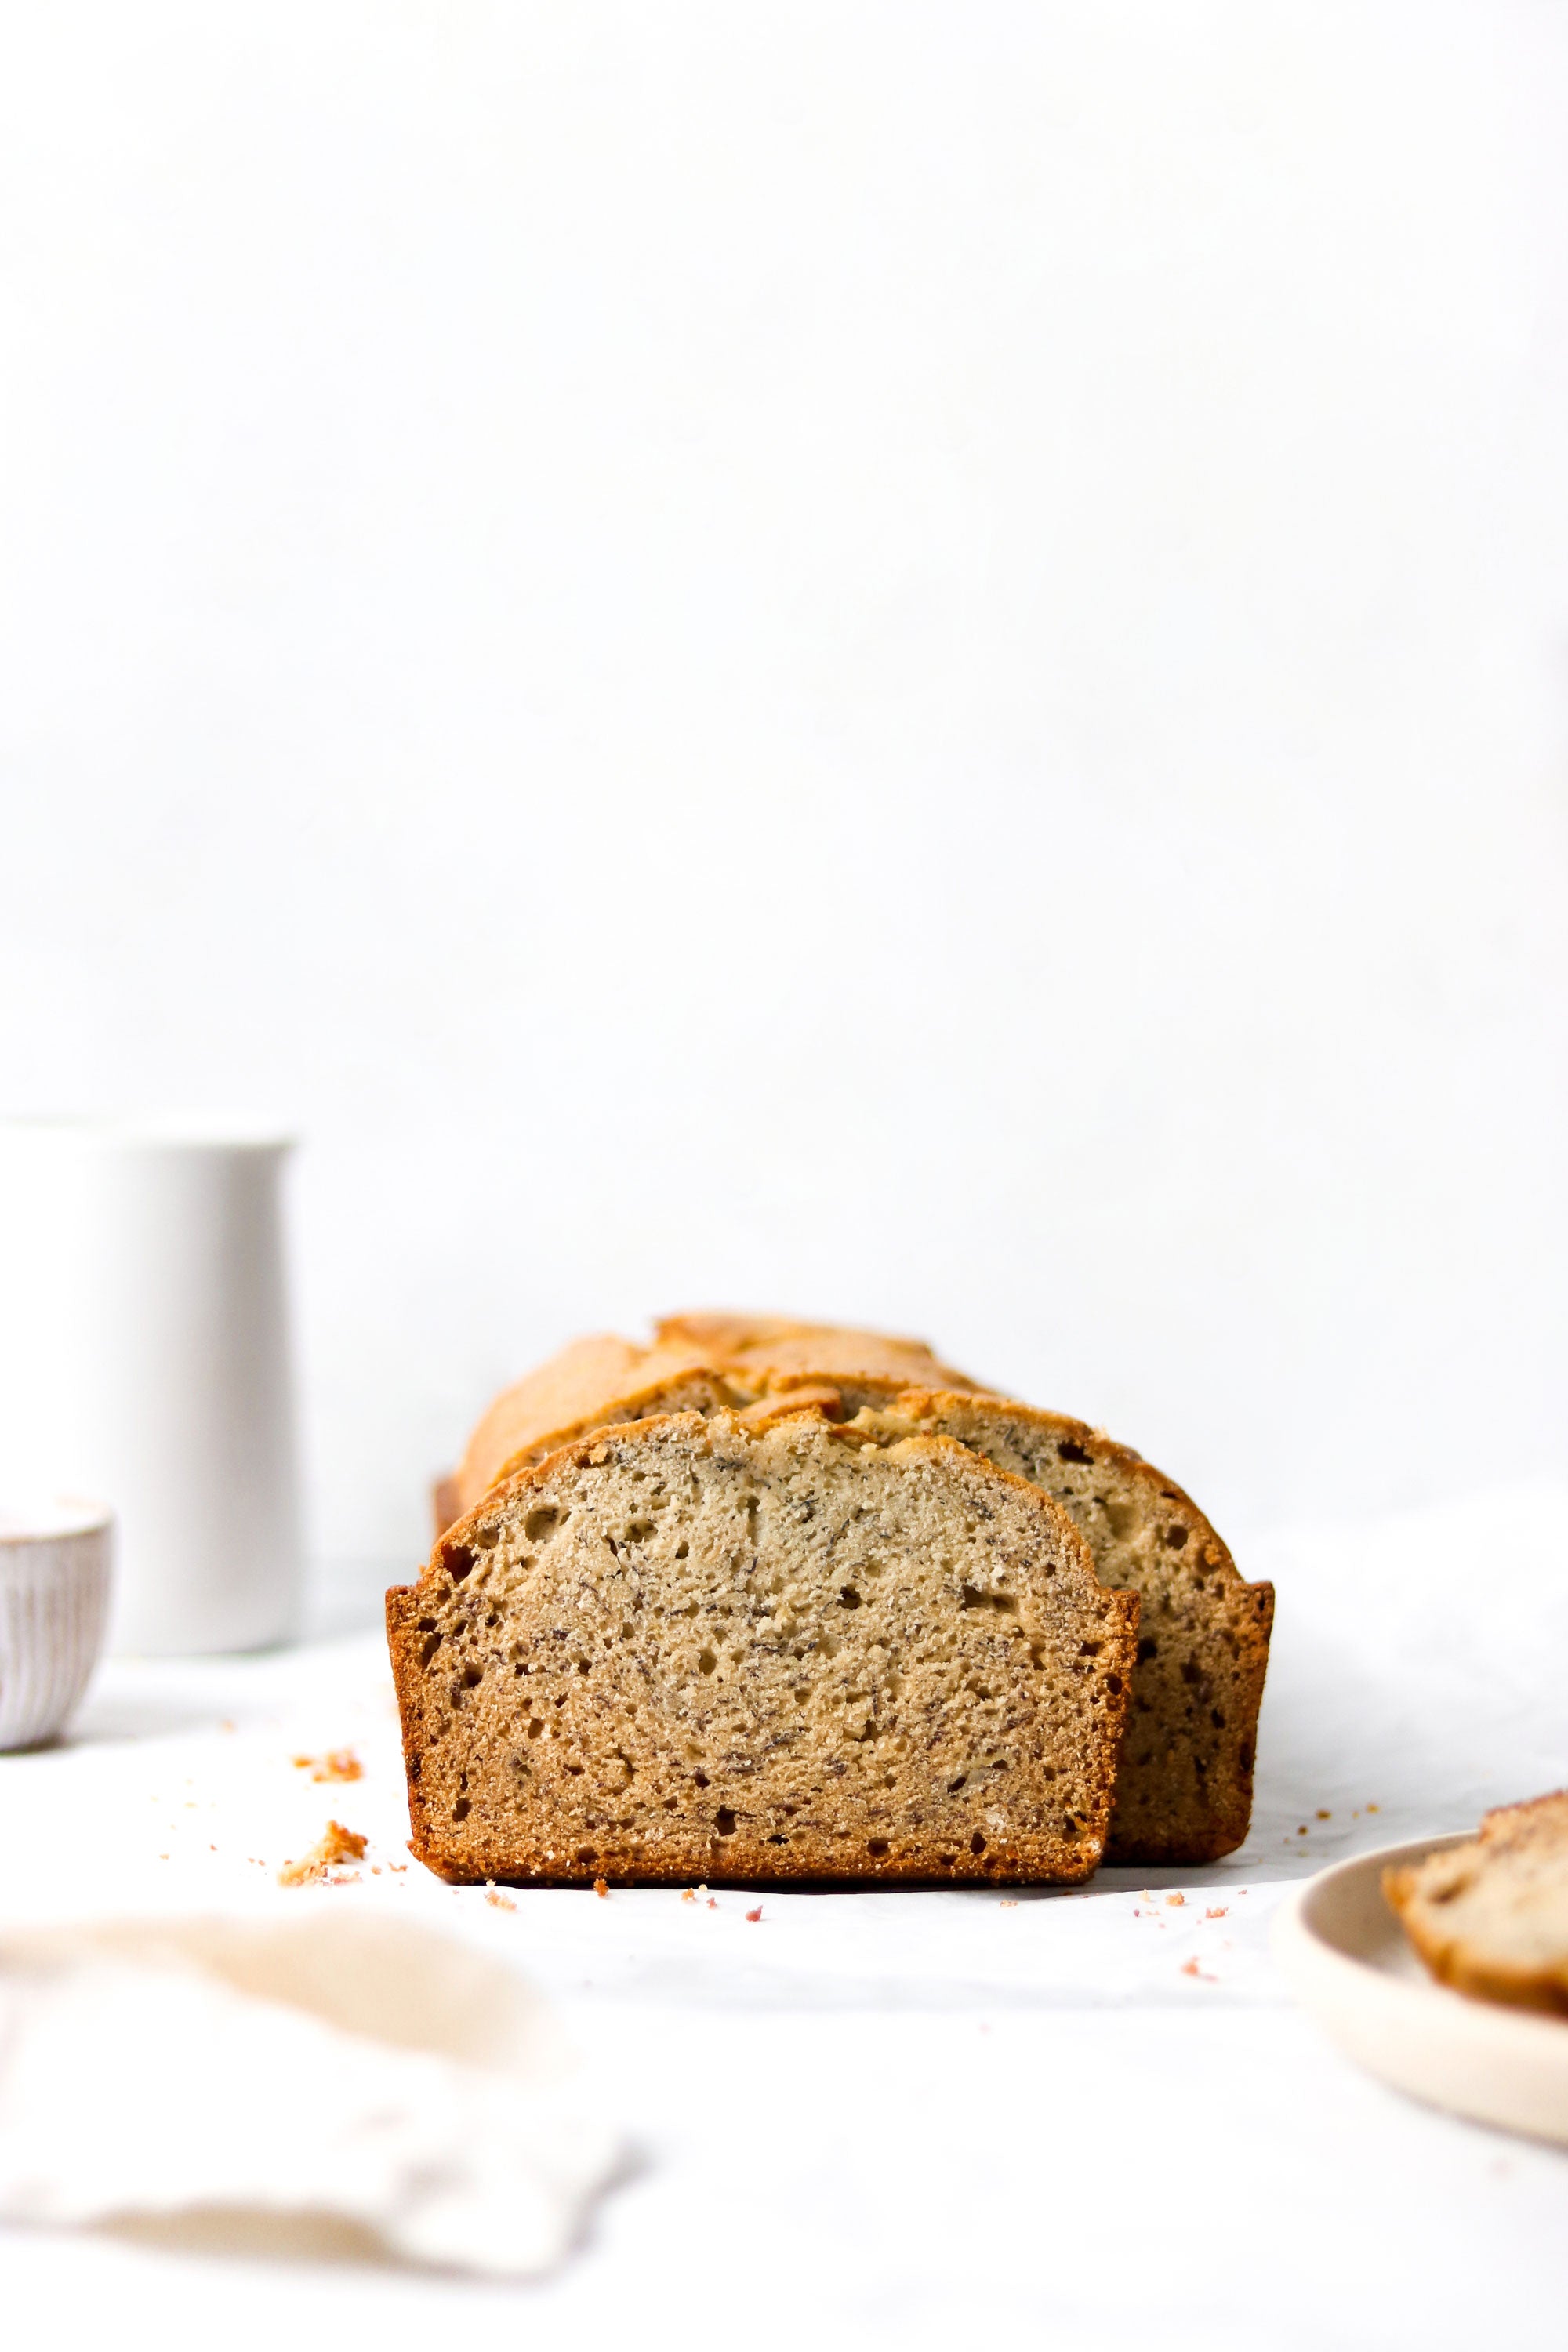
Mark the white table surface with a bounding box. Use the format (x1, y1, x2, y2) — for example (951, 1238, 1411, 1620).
(3, 1482, 1566, 2351)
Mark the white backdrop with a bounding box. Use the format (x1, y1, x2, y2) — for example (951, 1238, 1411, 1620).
(2, 2, 1565, 1575)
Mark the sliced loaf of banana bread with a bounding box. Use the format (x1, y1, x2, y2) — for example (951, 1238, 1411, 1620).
(390, 1409, 1137, 1887)
(477, 1367, 1270, 1866)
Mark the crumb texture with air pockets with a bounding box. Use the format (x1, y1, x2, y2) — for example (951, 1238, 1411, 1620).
(387, 1412, 1138, 1887)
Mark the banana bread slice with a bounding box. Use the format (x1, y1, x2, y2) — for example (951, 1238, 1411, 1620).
(1384, 1793, 1568, 2016)
(826, 1385, 1270, 1867)
(389, 1409, 1137, 1887)
(481, 1370, 1269, 1867)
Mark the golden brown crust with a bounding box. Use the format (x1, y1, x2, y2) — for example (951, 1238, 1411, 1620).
(386, 1580, 445, 1871)
(388, 1412, 1138, 1889)
(652, 1312, 986, 1393)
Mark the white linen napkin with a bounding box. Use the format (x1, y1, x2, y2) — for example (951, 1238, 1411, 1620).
(0, 1911, 627, 2275)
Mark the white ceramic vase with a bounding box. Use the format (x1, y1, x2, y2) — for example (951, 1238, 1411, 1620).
(0, 1121, 303, 1655)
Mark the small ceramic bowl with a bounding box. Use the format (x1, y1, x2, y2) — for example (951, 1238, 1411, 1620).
(0, 1501, 114, 1751)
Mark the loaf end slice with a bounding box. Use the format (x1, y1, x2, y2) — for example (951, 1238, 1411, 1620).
(388, 1411, 1138, 1887)
(1384, 1792, 1568, 2016)
(829, 1386, 1272, 1867)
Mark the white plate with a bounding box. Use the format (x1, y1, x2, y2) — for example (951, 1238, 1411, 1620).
(1272, 1832, 1568, 2146)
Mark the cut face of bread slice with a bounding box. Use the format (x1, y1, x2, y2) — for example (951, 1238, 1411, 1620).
(479, 1368, 1270, 1867)
(388, 1410, 1138, 1887)
(1384, 1793, 1568, 2016)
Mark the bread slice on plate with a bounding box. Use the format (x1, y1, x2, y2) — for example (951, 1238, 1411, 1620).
(1384, 1792, 1568, 2016)
(388, 1409, 1138, 1887)
(476, 1365, 1269, 1868)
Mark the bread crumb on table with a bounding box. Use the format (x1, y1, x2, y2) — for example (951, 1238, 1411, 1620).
(681, 1889, 697, 1904)
(292, 1748, 364, 1784)
(484, 1882, 517, 1912)
(593, 1877, 609, 1899)
(745, 1905, 763, 1923)
(278, 1820, 368, 1886)
(999, 1899, 1019, 1909)
(1205, 1906, 1227, 1919)
(1165, 1893, 1185, 1907)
